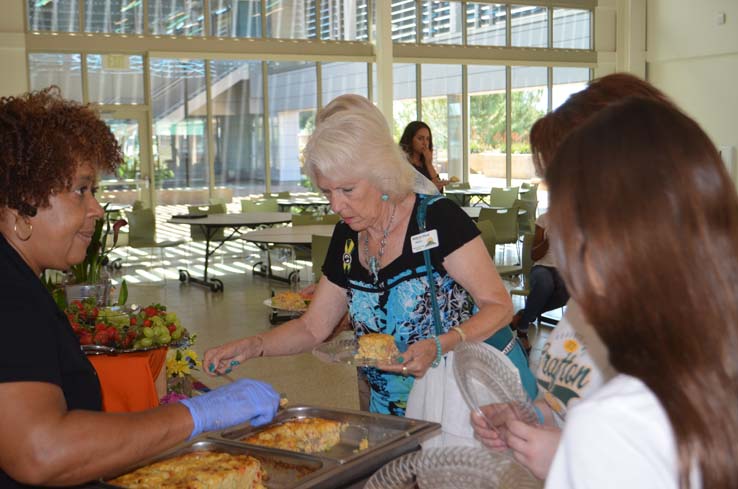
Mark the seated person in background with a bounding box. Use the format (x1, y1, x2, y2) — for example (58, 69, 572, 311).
(511, 211, 569, 353)
(399, 121, 448, 192)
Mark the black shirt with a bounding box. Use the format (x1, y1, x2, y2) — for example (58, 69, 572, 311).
(0, 233, 102, 488)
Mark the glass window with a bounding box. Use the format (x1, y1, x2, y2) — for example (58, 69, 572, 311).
(28, 53, 83, 102)
(150, 59, 209, 190)
(421, 1, 462, 45)
(466, 2, 506, 47)
(84, 0, 143, 34)
(392, 63, 417, 139)
(420, 64, 462, 178)
(552, 67, 589, 110)
(268, 61, 316, 193)
(210, 0, 261, 38)
(511, 66, 547, 185)
(211, 60, 265, 196)
(149, 0, 205, 36)
(553, 8, 592, 49)
(86, 54, 144, 105)
(322, 62, 369, 105)
(468, 65, 506, 187)
(392, 0, 417, 43)
(27, 0, 79, 32)
(320, 0, 369, 41)
(511, 5, 547, 48)
(266, 0, 318, 40)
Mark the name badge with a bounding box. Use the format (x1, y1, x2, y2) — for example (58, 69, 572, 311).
(411, 229, 439, 253)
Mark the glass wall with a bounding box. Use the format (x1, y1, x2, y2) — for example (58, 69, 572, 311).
(468, 65, 506, 186)
(466, 3, 506, 46)
(393, 63, 417, 138)
(150, 59, 209, 190)
(268, 61, 316, 193)
(510, 66, 548, 185)
(322, 62, 369, 104)
(86, 54, 144, 105)
(211, 60, 265, 195)
(28, 53, 83, 101)
(25, 1, 594, 198)
(421, 64, 462, 177)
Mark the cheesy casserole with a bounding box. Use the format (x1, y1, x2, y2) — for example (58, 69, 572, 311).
(357, 333, 399, 362)
(109, 451, 265, 489)
(242, 417, 346, 454)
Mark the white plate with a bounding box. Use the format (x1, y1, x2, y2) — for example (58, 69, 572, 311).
(262, 298, 307, 313)
(452, 342, 538, 426)
(312, 337, 399, 367)
(365, 447, 542, 489)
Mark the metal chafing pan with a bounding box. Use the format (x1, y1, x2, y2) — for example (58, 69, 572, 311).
(96, 438, 331, 489)
(215, 405, 441, 488)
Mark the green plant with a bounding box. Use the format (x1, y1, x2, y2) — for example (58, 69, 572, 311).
(69, 206, 127, 284)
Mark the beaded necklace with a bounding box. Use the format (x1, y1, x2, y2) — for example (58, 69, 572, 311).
(363, 204, 397, 284)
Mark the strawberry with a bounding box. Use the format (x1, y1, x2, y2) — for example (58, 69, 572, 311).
(129, 316, 137, 326)
(143, 319, 152, 328)
(144, 306, 158, 317)
(94, 330, 110, 345)
(167, 323, 176, 333)
(79, 333, 93, 345)
(95, 323, 107, 332)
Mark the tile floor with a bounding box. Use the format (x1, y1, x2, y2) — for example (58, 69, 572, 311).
(109, 204, 557, 408)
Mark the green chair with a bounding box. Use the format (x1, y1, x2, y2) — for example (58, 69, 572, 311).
(124, 207, 186, 283)
(489, 186, 519, 208)
(445, 181, 470, 206)
(311, 234, 332, 282)
(520, 183, 538, 202)
(515, 199, 538, 236)
(475, 219, 497, 261)
(241, 198, 279, 213)
(187, 203, 227, 242)
(498, 232, 534, 283)
(479, 205, 520, 264)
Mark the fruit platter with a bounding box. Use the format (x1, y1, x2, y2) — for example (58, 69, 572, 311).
(65, 299, 190, 353)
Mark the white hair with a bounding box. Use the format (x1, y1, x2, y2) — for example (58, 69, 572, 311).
(303, 94, 417, 199)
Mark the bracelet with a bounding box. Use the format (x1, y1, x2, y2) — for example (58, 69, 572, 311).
(532, 404, 545, 425)
(431, 336, 442, 368)
(451, 326, 466, 342)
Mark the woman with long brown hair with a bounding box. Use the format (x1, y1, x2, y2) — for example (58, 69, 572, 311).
(472, 73, 677, 479)
(545, 97, 738, 488)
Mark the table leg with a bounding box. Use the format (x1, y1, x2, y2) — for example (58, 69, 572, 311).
(178, 225, 225, 292)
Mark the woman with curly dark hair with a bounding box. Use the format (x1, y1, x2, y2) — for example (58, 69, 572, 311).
(0, 88, 279, 487)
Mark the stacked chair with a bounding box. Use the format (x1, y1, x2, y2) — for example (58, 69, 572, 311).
(489, 186, 519, 208)
(479, 206, 520, 265)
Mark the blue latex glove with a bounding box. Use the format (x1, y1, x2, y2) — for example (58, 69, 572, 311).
(180, 378, 279, 439)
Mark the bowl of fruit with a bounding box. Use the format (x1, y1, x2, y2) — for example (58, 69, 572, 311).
(66, 299, 190, 354)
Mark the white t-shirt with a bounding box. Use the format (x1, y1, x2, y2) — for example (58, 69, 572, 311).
(534, 301, 614, 423)
(545, 374, 701, 489)
(534, 213, 556, 268)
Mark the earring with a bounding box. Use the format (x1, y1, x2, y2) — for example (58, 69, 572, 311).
(14, 217, 32, 242)
(381, 194, 389, 202)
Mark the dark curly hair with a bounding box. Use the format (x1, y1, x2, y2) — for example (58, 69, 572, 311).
(0, 87, 123, 217)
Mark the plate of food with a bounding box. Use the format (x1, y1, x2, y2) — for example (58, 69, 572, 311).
(452, 341, 539, 426)
(365, 446, 541, 489)
(312, 333, 401, 367)
(264, 291, 312, 312)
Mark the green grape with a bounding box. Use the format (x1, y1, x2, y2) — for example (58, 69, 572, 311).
(142, 327, 154, 338)
(151, 316, 165, 328)
(133, 340, 143, 349)
(165, 312, 178, 323)
(158, 333, 171, 344)
(171, 329, 182, 340)
(140, 337, 153, 347)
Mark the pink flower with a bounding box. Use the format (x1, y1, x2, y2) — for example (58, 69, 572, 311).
(160, 392, 189, 404)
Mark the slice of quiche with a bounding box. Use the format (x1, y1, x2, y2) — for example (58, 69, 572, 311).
(109, 451, 265, 489)
(357, 333, 399, 362)
(242, 417, 347, 454)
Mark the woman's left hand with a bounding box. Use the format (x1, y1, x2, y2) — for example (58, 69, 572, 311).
(380, 338, 438, 378)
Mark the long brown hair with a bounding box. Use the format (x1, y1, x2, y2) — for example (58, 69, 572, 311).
(547, 97, 738, 489)
(530, 73, 673, 176)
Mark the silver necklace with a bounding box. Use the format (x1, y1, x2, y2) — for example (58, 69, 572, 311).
(364, 204, 396, 284)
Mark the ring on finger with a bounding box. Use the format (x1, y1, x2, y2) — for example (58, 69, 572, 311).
(402, 366, 408, 376)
